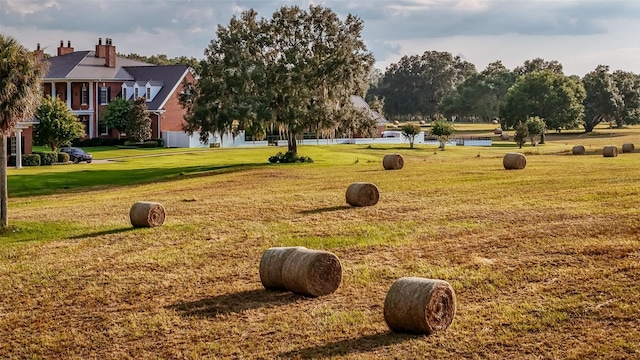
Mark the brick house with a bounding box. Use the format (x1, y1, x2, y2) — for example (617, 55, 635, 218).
(34, 38, 195, 142)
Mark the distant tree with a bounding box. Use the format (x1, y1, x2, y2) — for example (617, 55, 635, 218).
(126, 97, 152, 142)
(525, 116, 546, 146)
(430, 119, 455, 151)
(120, 53, 201, 73)
(101, 97, 132, 138)
(612, 70, 640, 127)
(401, 124, 421, 149)
(513, 121, 528, 148)
(0, 34, 46, 228)
(582, 65, 621, 133)
(500, 70, 585, 132)
(514, 58, 564, 76)
(34, 96, 85, 151)
(183, 5, 374, 156)
(377, 51, 476, 120)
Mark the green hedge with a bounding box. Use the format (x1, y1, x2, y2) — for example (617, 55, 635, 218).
(33, 151, 57, 165)
(22, 154, 41, 166)
(57, 152, 70, 163)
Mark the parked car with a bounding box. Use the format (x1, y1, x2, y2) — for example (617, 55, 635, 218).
(59, 147, 92, 163)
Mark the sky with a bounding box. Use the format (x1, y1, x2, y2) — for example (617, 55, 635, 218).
(1, 0, 639, 77)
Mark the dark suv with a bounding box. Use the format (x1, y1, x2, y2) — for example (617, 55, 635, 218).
(60, 147, 93, 163)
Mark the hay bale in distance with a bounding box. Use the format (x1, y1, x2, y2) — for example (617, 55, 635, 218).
(494, 127, 503, 135)
(622, 143, 635, 153)
(259, 246, 307, 290)
(346, 182, 380, 207)
(129, 201, 166, 228)
(491, 119, 499, 125)
(603, 145, 619, 157)
(500, 132, 509, 140)
(572, 145, 586, 155)
(384, 277, 456, 334)
(503, 153, 526, 170)
(383, 154, 404, 170)
(281, 248, 342, 297)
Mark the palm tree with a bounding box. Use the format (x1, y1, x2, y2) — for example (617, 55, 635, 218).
(0, 35, 46, 229)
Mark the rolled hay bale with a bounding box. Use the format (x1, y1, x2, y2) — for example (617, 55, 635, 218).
(346, 182, 380, 207)
(572, 145, 586, 155)
(383, 153, 404, 170)
(384, 277, 456, 334)
(259, 246, 307, 290)
(622, 143, 635, 153)
(499, 132, 509, 140)
(281, 248, 342, 297)
(503, 152, 527, 170)
(603, 145, 619, 157)
(491, 119, 499, 125)
(129, 201, 166, 228)
(494, 127, 503, 135)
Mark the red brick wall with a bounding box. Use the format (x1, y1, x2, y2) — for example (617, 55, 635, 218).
(23, 127, 33, 154)
(160, 71, 195, 133)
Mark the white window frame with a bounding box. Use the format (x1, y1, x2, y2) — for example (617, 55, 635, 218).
(122, 87, 127, 100)
(99, 87, 108, 105)
(146, 87, 151, 101)
(81, 83, 88, 105)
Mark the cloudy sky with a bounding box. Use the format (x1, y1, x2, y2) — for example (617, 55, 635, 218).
(1, 0, 638, 76)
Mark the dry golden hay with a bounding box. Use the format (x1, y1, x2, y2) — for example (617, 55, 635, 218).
(384, 277, 456, 334)
(281, 248, 342, 297)
(259, 246, 307, 290)
(603, 145, 619, 157)
(491, 119, 499, 125)
(129, 201, 166, 228)
(494, 127, 503, 135)
(622, 143, 635, 153)
(572, 145, 586, 155)
(499, 132, 510, 140)
(383, 153, 404, 170)
(345, 182, 380, 207)
(503, 152, 526, 170)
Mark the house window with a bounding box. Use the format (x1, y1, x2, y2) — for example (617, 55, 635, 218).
(99, 87, 108, 105)
(134, 87, 139, 99)
(81, 83, 88, 105)
(146, 87, 151, 100)
(122, 88, 127, 99)
(99, 123, 109, 136)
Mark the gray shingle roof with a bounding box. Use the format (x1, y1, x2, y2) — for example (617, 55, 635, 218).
(123, 65, 189, 110)
(351, 95, 388, 125)
(43, 51, 151, 80)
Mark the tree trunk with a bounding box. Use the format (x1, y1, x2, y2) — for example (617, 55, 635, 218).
(539, 132, 545, 144)
(287, 135, 297, 155)
(0, 135, 8, 229)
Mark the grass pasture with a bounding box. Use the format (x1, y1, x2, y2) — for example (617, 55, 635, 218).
(1, 127, 639, 359)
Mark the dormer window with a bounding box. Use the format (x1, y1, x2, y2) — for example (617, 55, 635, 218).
(146, 87, 151, 101)
(122, 87, 127, 100)
(81, 83, 88, 105)
(134, 87, 139, 99)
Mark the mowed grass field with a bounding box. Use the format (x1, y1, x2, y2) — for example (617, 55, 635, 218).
(1, 125, 639, 359)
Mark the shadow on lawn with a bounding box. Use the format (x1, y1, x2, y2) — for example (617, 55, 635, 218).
(278, 331, 415, 359)
(299, 206, 351, 214)
(67, 227, 133, 240)
(167, 289, 304, 318)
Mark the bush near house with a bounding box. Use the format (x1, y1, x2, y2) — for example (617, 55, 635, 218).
(57, 152, 70, 163)
(33, 151, 57, 166)
(21, 154, 41, 166)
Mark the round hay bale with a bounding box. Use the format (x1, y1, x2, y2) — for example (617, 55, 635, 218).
(384, 277, 456, 334)
(622, 143, 635, 153)
(129, 201, 166, 228)
(494, 127, 503, 135)
(346, 182, 379, 207)
(572, 145, 585, 155)
(503, 152, 526, 170)
(259, 246, 307, 290)
(491, 119, 499, 125)
(603, 145, 618, 157)
(393, 120, 400, 125)
(281, 248, 342, 297)
(383, 154, 404, 170)
(499, 132, 509, 140)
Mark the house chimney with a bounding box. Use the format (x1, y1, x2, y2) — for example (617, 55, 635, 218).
(57, 40, 74, 56)
(95, 37, 107, 58)
(33, 43, 45, 61)
(105, 38, 116, 68)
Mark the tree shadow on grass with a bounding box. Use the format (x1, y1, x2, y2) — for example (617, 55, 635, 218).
(67, 227, 134, 240)
(277, 331, 416, 359)
(298, 206, 352, 215)
(167, 289, 304, 318)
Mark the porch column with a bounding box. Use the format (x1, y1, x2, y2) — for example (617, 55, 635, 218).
(14, 129, 22, 169)
(66, 82, 72, 108)
(51, 82, 56, 98)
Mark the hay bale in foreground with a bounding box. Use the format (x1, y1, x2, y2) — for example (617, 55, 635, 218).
(259, 246, 307, 290)
(622, 143, 635, 153)
(384, 277, 456, 334)
(130, 201, 166, 228)
(346, 182, 379, 207)
(603, 145, 619, 157)
(503, 153, 526, 170)
(281, 248, 342, 297)
(572, 145, 586, 155)
(383, 154, 404, 170)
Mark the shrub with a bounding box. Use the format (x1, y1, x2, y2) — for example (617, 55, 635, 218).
(142, 140, 158, 148)
(268, 151, 313, 164)
(33, 151, 57, 165)
(149, 138, 164, 147)
(57, 152, 70, 163)
(22, 154, 41, 166)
